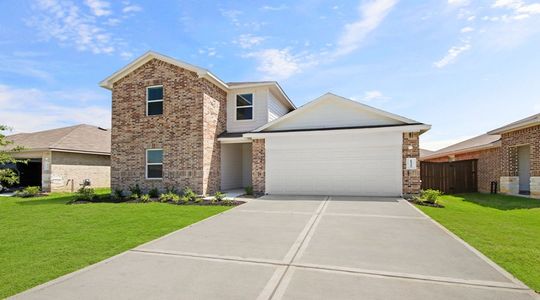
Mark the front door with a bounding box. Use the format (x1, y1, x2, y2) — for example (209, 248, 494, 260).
(518, 145, 531, 194)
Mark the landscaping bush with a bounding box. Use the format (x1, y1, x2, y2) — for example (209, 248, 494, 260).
(244, 185, 253, 195)
(112, 188, 124, 200)
(165, 186, 179, 194)
(420, 189, 443, 204)
(129, 184, 142, 199)
(148, 188, 159, 198)
(140, 194, 151, 203)
(14, 186, 41, 198)
(182, 187, 197, 202)
(76, 187, 95, 201)
(214, 191, 225, 202)
(159, 192, 179, 203)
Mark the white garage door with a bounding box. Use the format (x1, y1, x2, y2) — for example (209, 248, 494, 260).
(265, 131, 403, 196)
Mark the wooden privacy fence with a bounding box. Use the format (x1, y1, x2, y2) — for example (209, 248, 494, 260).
(421, 160, 478, 194)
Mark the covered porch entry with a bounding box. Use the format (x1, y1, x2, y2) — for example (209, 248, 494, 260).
(220, 139, 252, 191)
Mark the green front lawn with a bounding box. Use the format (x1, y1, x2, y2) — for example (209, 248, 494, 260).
(0, 189, 232, 298)
(416, 193, 540, 292)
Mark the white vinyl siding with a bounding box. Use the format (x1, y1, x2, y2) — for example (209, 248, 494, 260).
(265, 131, 403, 196)
(266, 98, 403, 131)
(220, 143, 253, 190)
(226, 87, 269, 133)
(268, 91, 289, 121)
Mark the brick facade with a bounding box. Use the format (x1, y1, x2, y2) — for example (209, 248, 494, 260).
(50, 151, 111, 192)
(252, 139, 265, 195)
(500, 125, 540, 197)
(500, 125, 540, 177)
(111, 58, 226, 195)
(402, 132, 421, 195)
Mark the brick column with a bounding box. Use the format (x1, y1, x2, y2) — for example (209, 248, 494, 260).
(402, 132, 421, 196)
(252, 139, 265, 195)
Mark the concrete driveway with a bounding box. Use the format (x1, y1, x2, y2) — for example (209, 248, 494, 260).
(13, 196, 538, 299)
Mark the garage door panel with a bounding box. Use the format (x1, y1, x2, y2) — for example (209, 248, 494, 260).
(265, 131, 403, 196)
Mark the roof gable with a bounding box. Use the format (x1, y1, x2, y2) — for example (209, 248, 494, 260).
(256, 93, 420, 132)
(99, 51, 227, 90)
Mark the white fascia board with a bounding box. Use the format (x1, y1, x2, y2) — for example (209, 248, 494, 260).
(244, 124, 431, 138)
(217, 137, 252, 143)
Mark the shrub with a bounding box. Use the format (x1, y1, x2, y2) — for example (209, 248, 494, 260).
(420, 189, 442, 204)
(165, 186, 179, 194)
(113, 188, 124, 199)
(14, 186, 41, 198)
(148, 188, 159, 198)
(76, 187, 95, 201)
(214, 191, 225, 202)
(182, 187, 197, 202)
(244, 185, 253, 195)
(159, 192, 179, 203)
(129, 184, 142, 199)
(140, 194, 151, 203)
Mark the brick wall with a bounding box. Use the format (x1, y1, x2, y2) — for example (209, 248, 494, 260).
(50, 151, 110, 192)
(477, 148, 501, 193)
(500, 125, 540, 177)
(111, 58, 226, 195)
(252, 139, 265, 195)
(402, 132, 421, 195)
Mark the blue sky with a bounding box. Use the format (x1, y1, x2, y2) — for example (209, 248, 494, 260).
(1, 0, 539, 150)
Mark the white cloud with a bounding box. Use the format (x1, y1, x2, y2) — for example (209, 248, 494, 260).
(492, 0, 540, 18)
(433, 42, 471, 68)
(335, 0, 398, 56)
(29, 0, 115, 54)
(245, 48, 319, 80)
(362, 90, 390, 101)
(448, 0, 470, 6)
(220, 9, 243, 26)
(234, 34, 265, 49)
(84, 0, 111, 16)
(0, 55, 53, 81)
(0, 85, 110, 133)
(260, 4, 288, 11)
(122, 4, 142, 13)
(461, 26, 475, 32)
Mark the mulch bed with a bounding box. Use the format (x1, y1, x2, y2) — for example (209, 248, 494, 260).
(68, 195, 245, 206)
(409, 199, 444, 208)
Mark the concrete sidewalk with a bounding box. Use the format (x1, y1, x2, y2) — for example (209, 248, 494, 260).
(12, 195, 539, 299)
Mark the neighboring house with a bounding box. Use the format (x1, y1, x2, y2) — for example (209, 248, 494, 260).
(100, 51, 430, 197)
(488, 114, 539, 197)
(419, 149, 434, 158)
(422, 113, 539, 198)
(1, 124, 111, 192)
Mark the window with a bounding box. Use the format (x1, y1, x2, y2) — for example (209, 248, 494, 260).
(146, 149, 163, 179)
(147, 85, 163, 116)
(236, 93, 253, 120)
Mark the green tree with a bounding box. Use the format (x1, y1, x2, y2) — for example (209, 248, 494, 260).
(0, 125, 24, 187)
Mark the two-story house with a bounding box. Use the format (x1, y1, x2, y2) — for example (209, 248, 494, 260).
(100, 51, 430, 197)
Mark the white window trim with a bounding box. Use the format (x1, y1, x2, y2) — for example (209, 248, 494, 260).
(235, 93, 254, 121)
(146, 148, 163, 180)
(146, 85, 164, 116)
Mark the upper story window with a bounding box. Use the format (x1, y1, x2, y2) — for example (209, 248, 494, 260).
(146, 149, 163, 179)
(236, 93, 253, 120)
(146, 85, 163, 116)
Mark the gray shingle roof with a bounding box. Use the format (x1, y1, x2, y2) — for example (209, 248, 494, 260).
(4, 124, 111, 155)
(422, 134, 500, 160)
